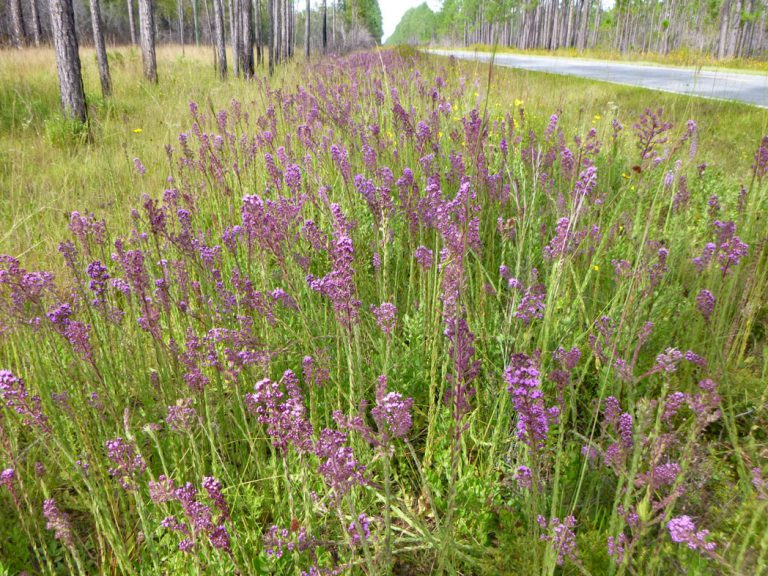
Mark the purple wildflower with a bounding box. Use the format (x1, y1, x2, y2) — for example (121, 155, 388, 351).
(538, 515, 578, 566)
(43, 499, 75, 549)
(105, 437, 146, 490)
(414, 246, 434, 269)
(514, 465, 532, 489)
(315, 428, 366, 496)
(0, 370, 49, 432)
(166, 398, 197, 432)
(667, 516, 716, 553)
(347, 513, 371, 546)
(202, 476, 230, 519)
(370, 375, 413, 440)
(752, 135, 768, 181)
(695, 289, 715, 322)
(371, 302, 397, 337)
(505, 353, 559, 449)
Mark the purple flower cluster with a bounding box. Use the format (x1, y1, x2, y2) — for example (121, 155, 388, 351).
(370, 375, 414, 440)
(244, 370, 314, 454)
(371, 302, 397, 337)
(347, 513, 371, 546)
(0, 370, 49, 432)
(315, 428, 367, 496)
(537, 515, 578, 566)
(155, 476, 232, 554)
(695, 289, 715, 322)
(43, 498, 75, 549)
(105, 437, 147, 490)
(307, 205, 361, 330)
(505, 353, 559, 449)
(667, 516, 716, 553)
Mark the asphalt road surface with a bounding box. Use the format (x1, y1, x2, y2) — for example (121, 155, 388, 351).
(428, 49, 768, 108)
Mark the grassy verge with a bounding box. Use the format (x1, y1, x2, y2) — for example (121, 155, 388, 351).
(450, 43, 768, 74)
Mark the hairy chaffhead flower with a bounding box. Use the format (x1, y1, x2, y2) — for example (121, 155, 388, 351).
(537, 515, 578, 566)
(0, 370, 49, 432)
(667, 516, 716, 553)
(244, 370, 314, 454)
(314, 428, 366, 496)
(371, 302, 397, 337)
(695, 289, 715, 322)
(371, 375, 413, 440)
(43, 499, 75, 549)
(505, 353, 559, 449)
(105, 437, 146, 490)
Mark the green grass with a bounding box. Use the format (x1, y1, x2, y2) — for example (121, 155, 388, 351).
(2, 45, 766, 272)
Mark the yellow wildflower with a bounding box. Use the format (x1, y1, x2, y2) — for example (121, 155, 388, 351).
(132, 128, 143, 134)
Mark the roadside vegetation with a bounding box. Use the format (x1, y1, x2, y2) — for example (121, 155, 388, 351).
(1, 46, 767, 575)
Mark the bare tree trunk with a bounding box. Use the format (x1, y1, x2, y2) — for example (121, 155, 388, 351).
(255, 0, 262, 66)
(240, 0, 253, 77)
(138, 0, 158, 82)
(718, 0, 731, 58)
(727, 0, 742, 57)
(29, 0, 42, 45)
(282, 0, 288, 58)
(232, 0, 241, 76)
(577, 0, 590, 50)
(268, 0, 274, 73)
(213, 0, 227, 78)
(127, 0, 137, 44)
(178, 0, 185, 53)
(89, 0, 112, 97)
(332, 0, 336, 47)
(322, 0, 327, 52)
(274, 0, 281, 63)
(305, 0, 309, 59)
(590, 1, 600, 48)
(191, 0, 199, 44)
(49, 0, 87, 122)
(9, 0, 27, 48)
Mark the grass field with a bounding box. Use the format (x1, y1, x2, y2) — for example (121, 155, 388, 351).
(0, 45, 767, 575)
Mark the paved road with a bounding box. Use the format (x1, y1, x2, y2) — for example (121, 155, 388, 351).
(428, 49, 768, 108)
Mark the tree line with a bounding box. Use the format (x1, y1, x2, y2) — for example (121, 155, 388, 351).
(388, 0, 768, 60)
(2, 0, 382, 123)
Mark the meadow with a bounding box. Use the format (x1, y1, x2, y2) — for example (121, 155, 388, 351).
(1, 45, 767, 575)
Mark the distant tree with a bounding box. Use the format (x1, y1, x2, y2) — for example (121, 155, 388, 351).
(323, 0, 328, 51)
(386, 2, 436, 45)
(127, 0, 137, 44)
(239, 0, 254, 76)
(29, 0, 42, 46)
(89, 0, 112, 97)
(305, 0, 310, 58)
(9, 0, 27, 48)
(138, 0, 158, 82)
(49, 0, 87, 122)
(213, 0, 228, 78)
